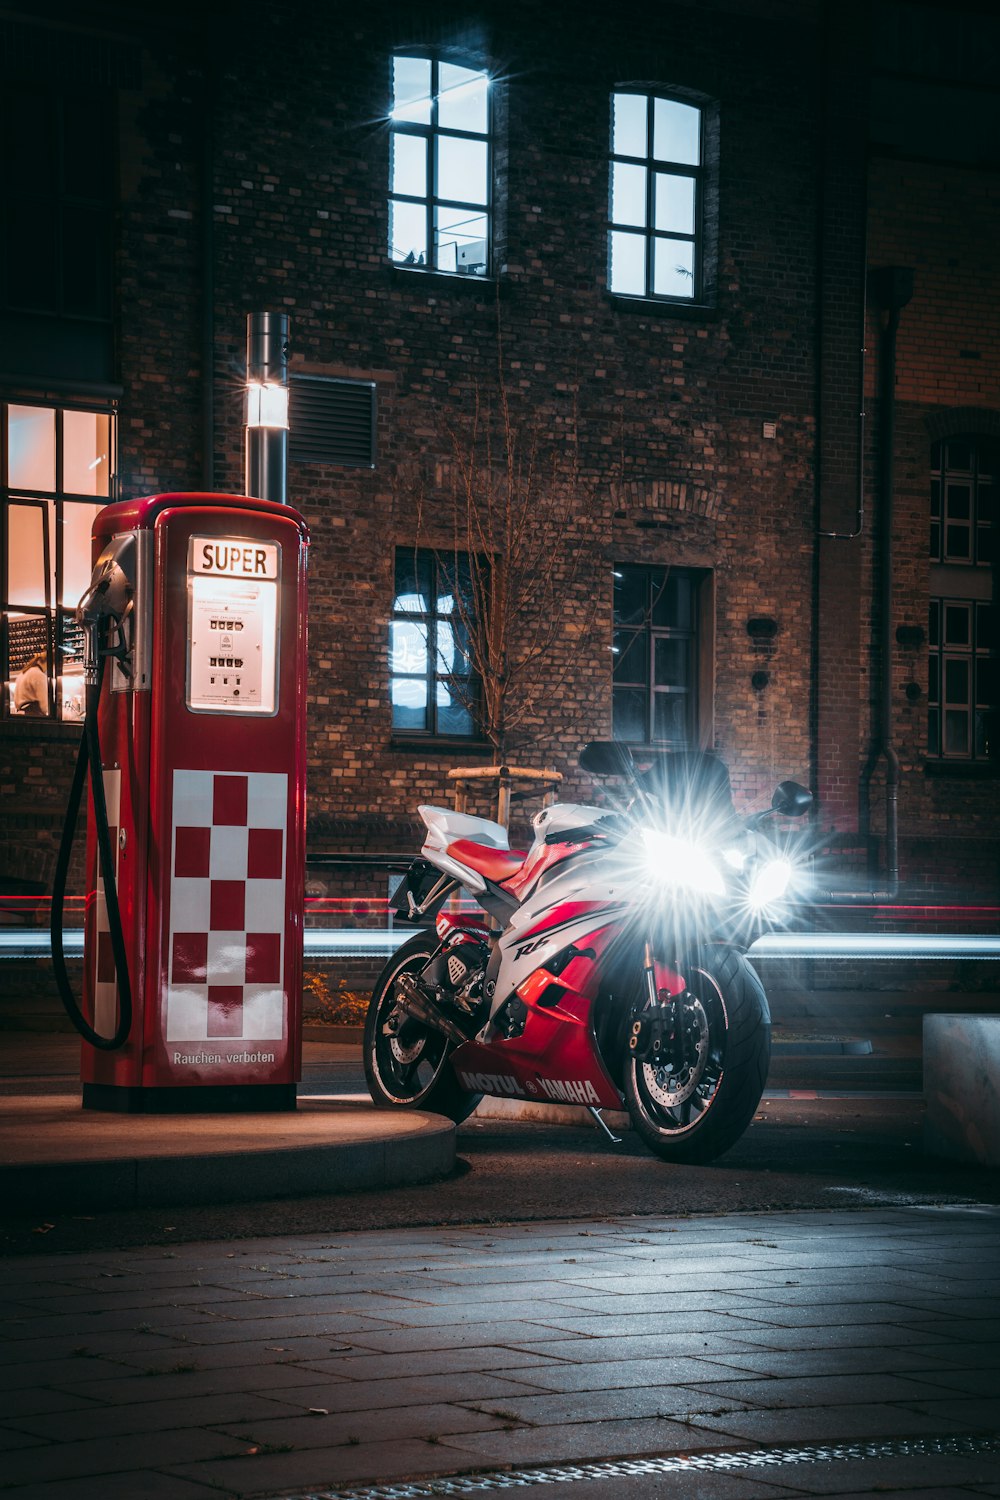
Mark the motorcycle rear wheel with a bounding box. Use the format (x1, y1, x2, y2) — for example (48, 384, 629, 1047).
(624, 944, 770, 1165)
(363, 934, 481, 1123)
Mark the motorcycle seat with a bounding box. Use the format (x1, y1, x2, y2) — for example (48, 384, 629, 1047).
(447, 838, 527, 883)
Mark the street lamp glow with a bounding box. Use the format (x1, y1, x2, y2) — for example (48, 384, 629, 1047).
(246, 381, 289, 429)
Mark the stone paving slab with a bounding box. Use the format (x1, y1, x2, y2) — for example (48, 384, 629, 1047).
(1, 1206, 998, 1499)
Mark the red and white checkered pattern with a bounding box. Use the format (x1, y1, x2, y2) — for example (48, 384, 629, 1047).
(167, 769, 287, 1042)
(92, 768, 122, 1041)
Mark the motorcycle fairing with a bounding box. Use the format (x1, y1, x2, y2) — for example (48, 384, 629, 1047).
(452, 984, 623, 1111)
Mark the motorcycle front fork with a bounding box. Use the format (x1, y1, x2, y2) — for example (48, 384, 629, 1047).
(637, 938, 686, 1071)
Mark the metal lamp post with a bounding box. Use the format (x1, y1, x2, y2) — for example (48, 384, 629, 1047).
(244, 311, 290, 504)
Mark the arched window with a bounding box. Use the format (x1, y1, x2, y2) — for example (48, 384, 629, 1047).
(608, 88, 715, 304)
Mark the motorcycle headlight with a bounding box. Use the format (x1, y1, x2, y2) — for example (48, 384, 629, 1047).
(748, 856, 793, 911)
(641, 829, 726, 898)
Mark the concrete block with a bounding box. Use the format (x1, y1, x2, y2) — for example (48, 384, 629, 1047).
(923, 1013, 1000, 1166)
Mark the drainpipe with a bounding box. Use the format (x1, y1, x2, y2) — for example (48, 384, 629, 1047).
(861, 266, 913, 897)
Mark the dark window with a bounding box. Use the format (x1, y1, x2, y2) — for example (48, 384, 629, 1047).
(0, 90, 114, 322)
(388, 55, 491, 277)
(391, 549, 480, 737)
(928, 436, 997, 762)
(2, 402, 115, 721)
(613, 564, 699, 746)
(289, 376, 376, 468)
(608, 89, 704, 302)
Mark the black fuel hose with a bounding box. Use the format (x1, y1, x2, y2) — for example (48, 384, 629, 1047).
(50, 652, 134, 1050)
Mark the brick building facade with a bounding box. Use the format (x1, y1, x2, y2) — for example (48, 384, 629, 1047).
(1, 0, 997, 902)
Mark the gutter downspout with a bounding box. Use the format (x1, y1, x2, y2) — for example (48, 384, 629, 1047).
(201, 54, 215, 490)
(861, 266, 914, 899)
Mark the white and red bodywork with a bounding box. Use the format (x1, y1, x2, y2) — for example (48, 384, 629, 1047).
(414, 803, 683, 1111)
(81, 493, 308, 1109)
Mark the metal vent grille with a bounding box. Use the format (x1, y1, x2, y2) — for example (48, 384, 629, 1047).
(289, 375, 376, 469)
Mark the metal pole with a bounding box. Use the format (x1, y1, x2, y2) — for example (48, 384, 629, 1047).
(244, 311, 289, 504)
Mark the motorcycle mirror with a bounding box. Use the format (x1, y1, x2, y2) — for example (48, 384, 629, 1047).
(771, 781, 813, 817)
(580, 740, 635, 777)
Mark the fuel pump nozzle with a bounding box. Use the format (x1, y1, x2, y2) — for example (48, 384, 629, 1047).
(77, 534, 137, 682)
(51, 534, 138, 1051)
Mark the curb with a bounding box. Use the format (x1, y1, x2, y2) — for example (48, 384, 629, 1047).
(0, 1099, 456, 1212)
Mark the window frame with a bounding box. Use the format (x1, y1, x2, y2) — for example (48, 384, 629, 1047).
(388, 54, 492, 280)
(390, 547, 483, 742)
(612, 563, 704, 749)
(2, 399, 117, 723)
(608, 88, 705, 305)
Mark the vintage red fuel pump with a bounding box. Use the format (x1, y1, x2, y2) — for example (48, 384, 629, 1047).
(51, 493, 308, 1111)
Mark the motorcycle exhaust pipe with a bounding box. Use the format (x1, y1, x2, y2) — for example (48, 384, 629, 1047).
(394, 971, 471, 1046)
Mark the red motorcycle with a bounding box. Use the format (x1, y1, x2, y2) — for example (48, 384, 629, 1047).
(364, 742, 812, 1163)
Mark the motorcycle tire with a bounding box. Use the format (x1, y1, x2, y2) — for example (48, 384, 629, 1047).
(363, 933, 481, 1123)
(624, 944, 770, 1165)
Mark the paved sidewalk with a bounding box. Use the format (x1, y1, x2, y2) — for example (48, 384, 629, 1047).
(2, 1206, 999, 1499)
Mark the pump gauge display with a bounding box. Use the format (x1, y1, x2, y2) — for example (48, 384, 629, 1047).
(186, 536, 279, 714)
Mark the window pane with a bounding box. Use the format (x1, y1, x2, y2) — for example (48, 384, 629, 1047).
(613, 630, 647, 683)
(610, 229, 645, 295)
(62, 204, 110, 318)
(653, 237, 695, 298)
(612, 92, 647, 157)
(394, 550, 431, 612)
(653, 97, 700, 165)
(979, 604, 998, 650)
(63, 411, 111, 496)
(57, 612, 86, 722)
(8, 405, 56, 491)
(929, 600, 940, 647)
(437, 619, 471, 676)
(653, 691, 688, 742)
(928, 655, 939, 703)
(929, 521, 941, 557)
(391, 132, 427, 198)
(439, 553, 475, 614)
(390, 619, 428, 675)
(979, 480, 996, 525)
(927, 707, 940, 755)
(613, 567, 646, 625)
(6, 501, 52, 608)
(613, 686, 647, 742)
(436, 681, 474, 736)
(392, 676, 428, 730)
(651, 571, 693, 627)
(436, 135, 488, 205)
(944, 708, 969, 754)
(946, 439, 971, 470)
(944, 603, 970, 645)
(945, 523, 970, 559)
(979, 524, 997, 564)
(392, 56, 432, 125)
(654, 636, 688, 686)
(437, 63, 488, 134)
(6, 202, 58, 312)
(611, 161, 646, 227)
(977, 657, 998, 707)
(930, 478, 940, 518)
(944, 658, 969, 704)
(389, 198, 427, 265)
(10, 626, 51, 717)
(435, 207, 488, 274)
(655, 173, 695, 234)
(946, 483, 971, 520)
(60, 502, 102, 607)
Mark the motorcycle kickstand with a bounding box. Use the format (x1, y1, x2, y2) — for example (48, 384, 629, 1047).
(587, 1106, 623, 1145)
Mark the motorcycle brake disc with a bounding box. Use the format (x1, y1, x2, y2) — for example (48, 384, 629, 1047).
(641, 1001, 710, 1106)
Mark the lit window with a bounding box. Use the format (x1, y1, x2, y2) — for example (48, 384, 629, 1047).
(613, 565, 700, 746)
(388, 56, 491, 277)
(609, 90, 702, 302)
(391, 550, 480, 737)
(928, 437, 997, 763)
(2, 402, 115, 721)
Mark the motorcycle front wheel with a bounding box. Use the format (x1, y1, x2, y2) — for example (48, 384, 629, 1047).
(363, 933, 481, 1123)
(624, 944, 770, 1165)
